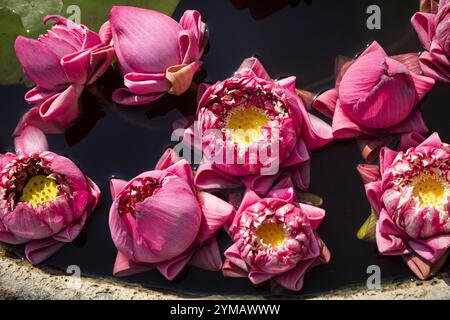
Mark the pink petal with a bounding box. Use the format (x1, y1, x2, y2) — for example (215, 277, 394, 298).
(13, 106, 63, 136)
(109, 6, 181, 75)
(39, 84, 84, 130)
(179, 10, 206, 54)
(190, 238, 223, 271)
(298, 203, 325, 230)
(61, 49, 91, 84)
(235, 57, 271, 80)
(248, 271, 274, 285)
(376, 209, 410, 256)
(25, 86, 55, 104)
(109, 178, 128, 200)
(267, 186, 295, 203)
(365, 181, 383, 213)
(241, 173, 282, 195)
(222, 259, 248, 278)
(357, 164, 381, 184)
(223, 242, 249, 274)
(25, 238, 65, 265)
(14, 36, 68, 90)
(411, 12, 437, 50)
(410, 71, 435, 101)
(155, 250, 193, 280)
(276, 76, 297, 93)
(196, 191, 235, 243)
(417, 131, 442, 148)
(155, 148, 181, 170)
(312, 88, 338, 118)
(194, 162, 242, 190)
(13, 125, 49, 156)
(403, 251, 448, 280)
(86, 44, 115, 85)
(113, 251, 152, 277)
(275, 258, 316, 291)
(166, 61, 201, 95)
(0, 219, 28, 245)
(399, 132, 426, 151)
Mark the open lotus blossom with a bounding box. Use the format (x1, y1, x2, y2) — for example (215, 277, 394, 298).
(412, 0, 450, 82)
(185, 57, 333, 194)
(357, 133, 449, 279)
(312, 42, 435, 160)
(106, 6, 207, 105)
(0, 125, 100, 265)
(223, 178, 330, 291)
(14, 16, 114, 134)
(109, 148, 235, 280)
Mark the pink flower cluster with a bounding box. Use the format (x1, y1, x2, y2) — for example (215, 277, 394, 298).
(359, 133, 449, 279)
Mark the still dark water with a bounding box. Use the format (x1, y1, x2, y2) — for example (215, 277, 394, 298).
(0, 0, 449, 296)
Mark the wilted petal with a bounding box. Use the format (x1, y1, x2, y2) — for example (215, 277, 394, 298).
(166, 61, 201, 95)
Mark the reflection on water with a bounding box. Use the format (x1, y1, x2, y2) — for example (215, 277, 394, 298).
(0, 0, 448, 296)
(230, 0, 306, 20)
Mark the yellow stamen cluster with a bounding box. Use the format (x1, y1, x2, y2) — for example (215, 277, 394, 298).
(412, 173, 448, 208)
(225, 106, 270, 147)
(20, 175, 59, 208)
(255, 222, 286, 247)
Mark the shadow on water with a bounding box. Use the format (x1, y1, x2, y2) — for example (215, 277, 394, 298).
(0, 0, 449, 296)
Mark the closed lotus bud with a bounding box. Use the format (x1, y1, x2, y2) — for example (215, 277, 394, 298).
(109, 149, 234, 280)
(313, 42, 435, 139)
(108, 6, 207, 105)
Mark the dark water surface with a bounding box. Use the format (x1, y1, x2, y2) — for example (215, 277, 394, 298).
(0, 0, 449, 296)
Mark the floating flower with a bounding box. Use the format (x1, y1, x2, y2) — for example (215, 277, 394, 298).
(357, 133, 449, 279)
(223, 179, 330, 291)
(0, 126, 100, 264)
(109, 148, 235, 280)
(107, 6, 207, 105)
(186, 57, 333, 194)
(313, 42, 435, 157)
(412, 0, 450, 82)
(14, 16, 114, 133)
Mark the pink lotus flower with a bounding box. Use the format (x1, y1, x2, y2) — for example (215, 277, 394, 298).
(358, 133, 449, 279)
(186, 57, 333, 194)
(223, 179, 330, 291)
(14, 16, 114, 133)
(313, 42, 435, 143)
(412, 0, 450, 82)
(109, 148, 235, 280)
(107, 6, 207, 105)
(0, 125, 100, 264)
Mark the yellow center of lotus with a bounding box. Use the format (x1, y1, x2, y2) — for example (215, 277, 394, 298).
(225, 106, 269, 146)
(255, 222, 286, 247)
(412, 173, 447, 208)
(20, 175, 59, 208)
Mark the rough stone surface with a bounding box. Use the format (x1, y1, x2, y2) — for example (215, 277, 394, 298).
(0, 247, 448, 300)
